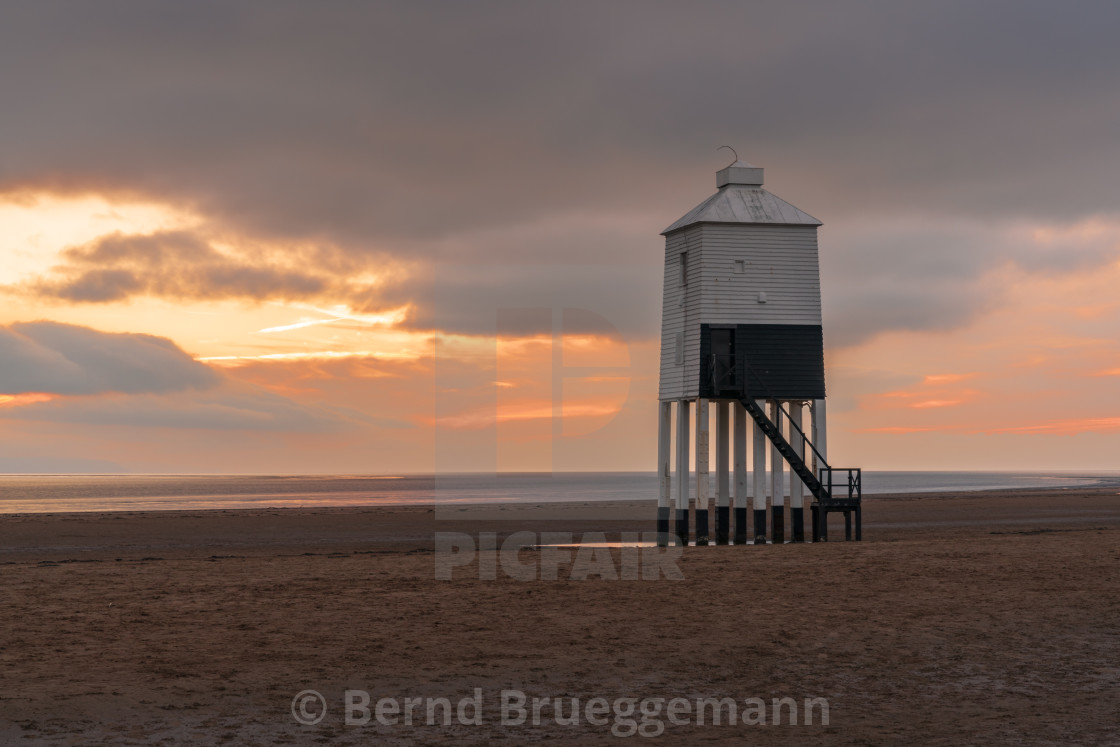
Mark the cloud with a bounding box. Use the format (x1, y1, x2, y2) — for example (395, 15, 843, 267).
(0, 321, 404, 432)
(2, 3, 1120, 351)
(2, 2, 1120, 246)
(855, 417, 1120, 437)
(0, 320, 218, 395)
(0, 455, 124, 474)
(18, 229, 386, 306)
(392, 262, 662, 338)
(822, 217, 1120, 347)
(0, 385, 406, 432)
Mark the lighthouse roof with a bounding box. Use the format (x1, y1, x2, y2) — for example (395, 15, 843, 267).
(662, 163, 822, 234)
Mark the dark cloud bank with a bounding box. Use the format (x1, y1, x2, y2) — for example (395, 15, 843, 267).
(3, 1, 1120, 345)
(0, 322, 392, 432)
(21, 229, 374, 306)
(0, 321, 217, 395)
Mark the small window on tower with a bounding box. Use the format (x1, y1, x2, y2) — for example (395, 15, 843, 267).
(734, 259, 745, 274)
(674, 332, 684, 365)
(679, 252, 688, 287)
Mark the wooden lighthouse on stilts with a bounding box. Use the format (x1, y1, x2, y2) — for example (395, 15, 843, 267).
(655, 153, 862, 545)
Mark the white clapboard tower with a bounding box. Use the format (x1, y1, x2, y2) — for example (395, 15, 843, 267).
(655, 157, 860, 546)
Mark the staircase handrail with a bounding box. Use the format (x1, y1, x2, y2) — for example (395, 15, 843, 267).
(739, 360, 862, 505)
(741, 361, 829, 471)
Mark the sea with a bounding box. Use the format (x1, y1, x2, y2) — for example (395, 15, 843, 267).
(0, 471, 1117, 514)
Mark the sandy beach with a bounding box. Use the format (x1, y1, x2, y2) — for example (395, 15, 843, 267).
(2, 487, 1119, 745)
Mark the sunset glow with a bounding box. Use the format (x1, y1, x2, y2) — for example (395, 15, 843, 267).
(2, 8, 1119, 476)
(4, 184, 1120, 473)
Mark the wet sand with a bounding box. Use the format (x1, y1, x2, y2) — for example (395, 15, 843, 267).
(2, 488, 1119, 744)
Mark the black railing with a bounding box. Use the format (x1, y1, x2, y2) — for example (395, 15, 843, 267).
(740, 360, 864, 509)
(813, 466, 862, 541)
(777, 399, 827, 473)
(743, 362, 827, 470)
(707, 352, 738, 397)
(820, 466, 862, 503)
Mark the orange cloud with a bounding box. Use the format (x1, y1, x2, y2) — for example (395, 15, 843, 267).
(254, 304, 410, 334)
(921, 372, 976, 384)
(422, 329, 638, 439)
(0, 393, 55, 407)
(1012, 354, 1052, 368)
(201, 350, 422, 364)
(910, 399, 966, 409)
(988, 417, 1120, 436)
(1068, 303, 1120, 320)
(434, 399, 625, 430)
(854, 416, 1120, 438)
(562, 332, 630, 368)
(862, 386, 981, 411)
(853, 425, 952, 434)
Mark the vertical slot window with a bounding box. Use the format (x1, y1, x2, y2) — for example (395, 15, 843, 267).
(679, 251, 688, 288)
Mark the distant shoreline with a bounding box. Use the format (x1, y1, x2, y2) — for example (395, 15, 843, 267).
(1, 478, 1119, 519)
(2, 470, 1120, 517)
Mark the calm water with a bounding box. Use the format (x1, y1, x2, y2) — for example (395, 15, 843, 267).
(0, 471, 1115, 514)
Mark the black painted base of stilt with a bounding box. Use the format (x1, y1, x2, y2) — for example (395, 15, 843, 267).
(695, 509, 709, 546)
(771, 507, 785, 544)
(715, 506, 729, 545)
(656, 506, 670, 546)
(790, 507, 805, 543)
(674, 508, 689, 546)
(810, 503, 863, 542)
(752, 509, 767, 544)
(733, 507, 748, 545)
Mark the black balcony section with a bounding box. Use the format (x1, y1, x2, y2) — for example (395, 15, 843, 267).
(699, 324, 826, 401)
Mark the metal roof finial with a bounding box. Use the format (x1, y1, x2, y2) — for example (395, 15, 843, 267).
(717, 145, 739, 166)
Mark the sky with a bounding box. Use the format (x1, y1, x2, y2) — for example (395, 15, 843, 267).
(2, 1, 1120, 473)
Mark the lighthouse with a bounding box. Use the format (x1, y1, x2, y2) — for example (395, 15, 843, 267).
(655, 155, 861, 545)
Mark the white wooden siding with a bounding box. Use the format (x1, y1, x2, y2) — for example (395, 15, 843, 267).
(658, 226, 702, 401)
(658, 223, 822, 402)
(698, 224, 821, 326)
